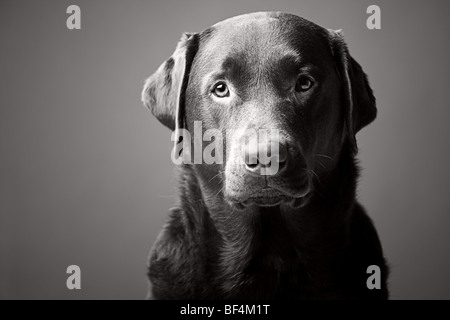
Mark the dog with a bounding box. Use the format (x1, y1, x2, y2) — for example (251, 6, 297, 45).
(141, 12, 389, 299)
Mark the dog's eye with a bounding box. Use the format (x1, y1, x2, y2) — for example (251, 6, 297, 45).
(295, 76, 313, 92)
(212, 82, 230, 98)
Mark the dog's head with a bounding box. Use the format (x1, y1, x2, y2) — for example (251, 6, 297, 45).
(142, 12, 376, 210)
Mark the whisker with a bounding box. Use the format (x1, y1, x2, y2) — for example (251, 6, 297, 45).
(224, 206, 237, 224)
(208, 171, 223, 183)
(214, 183, 225, 198)
(309, 169, 320, 183)
(303, 168, 323, 192)
(316, 159, 326, 169)
(304, 168, 319, 183)
(305, 168, 326, 199)
(315, 154, 333, 160)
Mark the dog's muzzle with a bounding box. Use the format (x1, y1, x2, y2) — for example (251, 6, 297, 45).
(225, 136, 312, 210)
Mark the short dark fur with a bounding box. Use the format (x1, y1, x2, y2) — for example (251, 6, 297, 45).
(149, 143, 388, 299)
(142, 12, 389, 300)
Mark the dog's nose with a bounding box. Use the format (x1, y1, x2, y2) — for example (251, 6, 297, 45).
(243, 140, 288, 175)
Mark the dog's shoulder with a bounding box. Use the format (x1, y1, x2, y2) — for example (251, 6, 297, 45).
(349, 203, 385, 261)
(343, 202, 389, 299)
(148, 207, 204, 299)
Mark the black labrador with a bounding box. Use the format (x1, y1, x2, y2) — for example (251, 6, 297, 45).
(142, 12, 389, 299)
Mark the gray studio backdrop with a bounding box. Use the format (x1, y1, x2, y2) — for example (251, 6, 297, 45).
(1, 0, 449, 299)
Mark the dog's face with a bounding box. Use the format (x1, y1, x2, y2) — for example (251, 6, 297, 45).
(142, 12, 376, 210)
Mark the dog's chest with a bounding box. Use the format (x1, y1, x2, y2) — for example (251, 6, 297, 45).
(223, 253, 317, 299)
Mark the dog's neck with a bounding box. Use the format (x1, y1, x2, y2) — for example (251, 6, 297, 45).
(176, 146, 358, 296)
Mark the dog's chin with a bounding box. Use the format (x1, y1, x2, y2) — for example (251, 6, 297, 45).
(227, 187, 311, 211)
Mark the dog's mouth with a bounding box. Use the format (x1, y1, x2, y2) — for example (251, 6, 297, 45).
(229, 187, 311, 210)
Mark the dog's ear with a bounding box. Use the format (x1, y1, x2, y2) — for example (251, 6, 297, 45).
(328, 29, 377, 154)
(141, 32, 199, 132)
